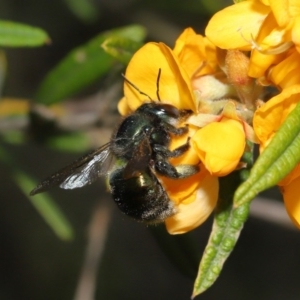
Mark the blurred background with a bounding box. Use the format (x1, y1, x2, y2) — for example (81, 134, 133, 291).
(0, 0, 300, 299)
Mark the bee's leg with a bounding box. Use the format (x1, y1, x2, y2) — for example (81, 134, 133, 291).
(155, 158, 199, 179)
(153, 137, 191, 158)
(162, 122, 189, 136)
(174, 164, 200, 178)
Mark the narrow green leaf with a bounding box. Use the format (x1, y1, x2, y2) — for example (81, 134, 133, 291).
(0, 20, 50, 47)
(13, 171, 74, 241)
(192, 200, 250, 297)
(101, 36, 143, 64)
(192, 145, 253, 297)
(234, 101, 300, 207)
(35, 25, 146, 105)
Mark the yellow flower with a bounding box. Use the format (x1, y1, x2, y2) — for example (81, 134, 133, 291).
(254, 84, 300, 226)
(205, 0, 300, 80)
(120, 28, 221, 234)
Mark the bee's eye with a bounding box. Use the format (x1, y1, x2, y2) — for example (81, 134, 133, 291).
(155, 104, 180, 119)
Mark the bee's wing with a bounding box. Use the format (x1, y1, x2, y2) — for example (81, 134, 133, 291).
(122, 135, 152, 179)
(30, 143, 114, 195)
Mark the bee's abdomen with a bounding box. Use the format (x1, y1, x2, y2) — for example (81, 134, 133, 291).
(109, 168, 175, 223)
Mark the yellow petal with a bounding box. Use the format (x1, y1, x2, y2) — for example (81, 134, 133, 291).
(157, 125, 201, 203)
(169, 124, 199, 165)
(158, 43, 197, 111)
(260, 27, 287, 49)
(253, 84, 300, 146)
(173, 28, 212, 77)
(248, 13, 286, 77)
(161, 164, 205, 204)
(123, 42, 196, 112)
(260, 0, 270, 6)
(192, 118, 245, 176)
(268, 0, 300, 27)
(281, 175, 300, 229)
(165, 172, 218, 234)
(291, 15, 300, 47)
(279, 163, 300, 186)
(268, 49, 300, 88)
(289, 0, 300, 17)
(203, 37, 218, 71)
(248, 49, 284, 78)
(269, 0, 290, 27)
(252, 12, 293, 54)
(205, 0, 270, 50)
(118, 96, 132, 116)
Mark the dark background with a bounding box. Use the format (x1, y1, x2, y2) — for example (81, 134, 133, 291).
(0, 1, 299, 299)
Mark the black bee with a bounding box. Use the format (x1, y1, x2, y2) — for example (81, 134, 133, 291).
(30, 72, 199, 223)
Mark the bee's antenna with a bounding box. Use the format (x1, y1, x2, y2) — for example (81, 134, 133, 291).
(122, 74, 152, 102)
(156, 68, 161, 102)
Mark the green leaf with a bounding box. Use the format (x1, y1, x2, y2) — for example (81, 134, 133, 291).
(13, 171, 74, 241)
(234, 101, 300, 207)
(0, 20, 50, 47)
(101, 36, 143, 64)
(192, 145, 253, 297)
(35, 25, 147, 105)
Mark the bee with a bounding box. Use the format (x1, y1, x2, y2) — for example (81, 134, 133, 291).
(30, 71, 199, 223)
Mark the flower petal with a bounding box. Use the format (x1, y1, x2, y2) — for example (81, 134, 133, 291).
(268, 49, 300, 88)
(173, 28, 215, 77)
(118, 96, 131, 116)
(282, 175, 300, 228)
(248, 49, 284, 78)
(291, 15, 300, 50)
(280, 163, 300, 186)
(123, 42, 196, 112)
(165, 172, 218, 234)
(205, 0, 270, 50)
(248, 13, 287, 77)
(158, 43, 197, 111)
(253, 84, 300, 147)
(169, 125, 200, 165)
(269, 0, 290, 27)
(192, 118, 246, 176)
(161, 164, 205, 204)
